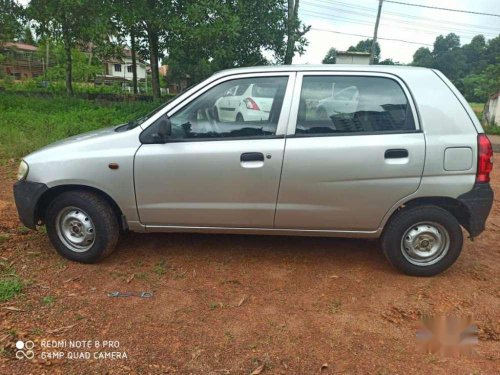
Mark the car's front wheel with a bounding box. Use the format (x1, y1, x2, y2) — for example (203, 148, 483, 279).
(45, 191, 119, 263)
(381, 205, 463, 276)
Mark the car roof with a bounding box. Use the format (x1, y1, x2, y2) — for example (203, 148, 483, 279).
(212, 64, 430, 78)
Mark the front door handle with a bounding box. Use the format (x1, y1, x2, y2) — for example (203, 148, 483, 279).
(385, 149, 408, 159)
(241, 152, 264, 162)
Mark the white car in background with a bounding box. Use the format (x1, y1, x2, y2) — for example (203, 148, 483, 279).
(214, 83, 276, 122)
(316, 85, 359, 118)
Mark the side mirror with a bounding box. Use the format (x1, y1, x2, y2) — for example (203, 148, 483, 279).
(139, 116, 173, 144)
(157, 117, 171, 142)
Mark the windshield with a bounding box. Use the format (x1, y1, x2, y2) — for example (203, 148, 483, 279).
(126, 88, 190, 129)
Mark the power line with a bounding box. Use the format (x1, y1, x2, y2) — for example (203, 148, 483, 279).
(301, 9, 499, 39)
(302, 0, 500, 36)
(310, 27, 433, 46)
(382, 0, 500, 18)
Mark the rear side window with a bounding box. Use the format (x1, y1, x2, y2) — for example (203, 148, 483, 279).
(296, 76, 415, 135)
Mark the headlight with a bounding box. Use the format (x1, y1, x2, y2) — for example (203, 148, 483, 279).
(17, 160, 29, 181)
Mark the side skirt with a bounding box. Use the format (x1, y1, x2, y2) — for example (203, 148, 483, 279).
(142, 225, 380, 239)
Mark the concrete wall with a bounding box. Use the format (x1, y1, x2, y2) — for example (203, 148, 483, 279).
(336, 55, 370, 65)
(484, 93, 499, 127)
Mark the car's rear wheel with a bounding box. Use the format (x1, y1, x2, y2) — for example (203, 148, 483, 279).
(381, 205, 463, 276)
(236, 113, 244, 122)
(45, 191, 119, 263)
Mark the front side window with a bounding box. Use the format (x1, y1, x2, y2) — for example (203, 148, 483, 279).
(167, 76, 288, 140)
(114, 64, 122, 72)
(296, 76, 415, 135)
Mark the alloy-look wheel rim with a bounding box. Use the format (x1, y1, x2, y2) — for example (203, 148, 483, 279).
(56, 207, 95, 252)
(401, 222, 450, 266)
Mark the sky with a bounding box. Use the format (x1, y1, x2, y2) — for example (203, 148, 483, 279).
(294, 0, 500, 64)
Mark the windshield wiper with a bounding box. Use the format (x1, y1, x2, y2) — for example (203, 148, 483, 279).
(126, 120, 138, 130)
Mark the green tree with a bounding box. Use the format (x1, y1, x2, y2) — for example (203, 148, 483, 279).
(462, 64, 500, 102)
(19, 26, 36, 45)
(412, 47, 433, 67)
(165, 0, 299, 84)
(378, 58, 399, 65)
(462, 34, 487, 74)
(43, 42, 103, 82)
(0, 0, 24, 43)
(28, 0, 111, 95)
(347, 39, 380, 63)
(322, 48, 336, 64)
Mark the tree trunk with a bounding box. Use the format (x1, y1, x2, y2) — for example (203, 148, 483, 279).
(46, 39, 49, 75)
(284, 0, 296, 64)
(131, 30, 138, 94)
(147, 25, 161, 99)
(64, 41, 73, 96)
(87, 44, 93, 82)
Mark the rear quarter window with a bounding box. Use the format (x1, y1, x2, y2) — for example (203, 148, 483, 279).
(297, 76, 415, 135)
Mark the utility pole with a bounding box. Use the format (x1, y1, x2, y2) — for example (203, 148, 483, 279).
(370, 0, 383, 65)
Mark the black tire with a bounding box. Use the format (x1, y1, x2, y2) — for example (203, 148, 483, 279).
(236, 113, 244, 122)
(381, 205, 463, 276)
(45, 191, 119, 263)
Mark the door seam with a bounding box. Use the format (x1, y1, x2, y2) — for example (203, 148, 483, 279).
(272, 72, 297, 228)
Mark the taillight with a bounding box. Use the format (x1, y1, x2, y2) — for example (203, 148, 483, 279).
(476, 134, 493, 183)
(244, 97, 260, 111)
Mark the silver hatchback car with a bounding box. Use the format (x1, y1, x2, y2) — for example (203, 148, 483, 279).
(14, 65, 494, 276)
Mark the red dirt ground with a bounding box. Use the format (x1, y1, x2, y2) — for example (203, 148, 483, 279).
(0, 157, 499, 374)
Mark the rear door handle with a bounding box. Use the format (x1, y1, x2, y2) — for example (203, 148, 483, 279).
(385, 149, 408, 159)
(241, 152, 264, 162)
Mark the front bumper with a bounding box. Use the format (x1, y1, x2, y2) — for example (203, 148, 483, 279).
(13, 180, 48, 229)
(457, 183, 494, 237)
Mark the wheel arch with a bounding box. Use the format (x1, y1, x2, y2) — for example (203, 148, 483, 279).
(383, 196, 471, 236)
(36, 185, 127, 231)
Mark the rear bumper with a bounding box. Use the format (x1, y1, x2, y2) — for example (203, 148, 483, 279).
(457, 183, 494, 237)
(13, 180, 48, 229)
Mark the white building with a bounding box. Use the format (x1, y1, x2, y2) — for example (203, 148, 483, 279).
(99, 49, 147, 84)
(336, 51, 370, 65)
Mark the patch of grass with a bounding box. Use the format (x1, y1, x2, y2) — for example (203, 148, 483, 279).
(17, 226, 30, 235)
(0, 234, 9, 245)
(56, 259, 67, 269)
(0, 261, 23, 302)
(42, 295, 55, 306)
(484, 125, 500, 135)
(0, 278, 23, 302)
(30, 327, 44, 335)
(209, 302, 219, 310)
(467, 102, 500, 135)
(329, 299, 342, 314)
(135, 272, 149, 281)
(153, 259, 168, 276)
(469, 102, 484, 121)
(0, 93, 160, 159)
